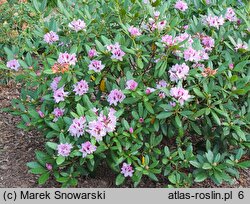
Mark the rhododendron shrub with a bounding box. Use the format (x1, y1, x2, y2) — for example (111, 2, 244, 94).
(4, 0, 250, 187)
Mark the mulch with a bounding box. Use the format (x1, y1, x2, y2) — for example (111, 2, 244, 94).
(0, 83, 249, 188)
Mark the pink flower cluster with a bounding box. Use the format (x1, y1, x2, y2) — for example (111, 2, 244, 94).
(6, 59, 20, 71)
(147, 18, 167, 31)
(68, 19, 86, 32)
(204, 15, 225, 29)
(235, 42, 248, 51)
(128, 26, 141, 37)
(57, 143, 73, 157)
(201, 36, 215, 51)
(88, 60, 105, 72)
(50, 76, 62, 91)
(79, 141, 97, 158)
(87, 109, 117, 141)
(126, 80, 138, 91)
(169, 63, 189, 82)
(52, 107, 64, 122)
(107, 89, 126, 106)
(58, 52, 77, 66)
(73, 80, 89, 96)
(68, 117, 86, 137)
(107, 43, 125, 61)
(43, 31, 59, 44)
(170, 87, 190, 105)
(88, 49, 98, 58)
(53, 87, 69, 103)
(183, 47, 208, 62)
(174, 1, 188, 12)
(156, 80, 168, 89)
(121, 163, 134, 177)
(225, 8, 237, 22)
(162, 33, 193, 47)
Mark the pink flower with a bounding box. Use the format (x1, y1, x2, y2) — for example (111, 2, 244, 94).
(154, 11, 160, 19)
(88, 49, 98, 58)
(68, 117, 86, 137)
(6, 59, 20, 71)
(106, 42, 120, 51)
(107, 89, 125, 106)
(145, 87, 156, 95)
(162, 35, 173, 46)
(43, 31, 59, 44)
(52, 107, 64, 122)
(183, 25, 189, 30)
(46, 163, 52, 171)
(169, 63, 189, 82)
(201, 36, 215, 51)
(58, 52, 77, 66)
(139, 117, 144, 123)
(157, 20, 167, 31)
(129, 127, 134, 134)
(121, 163, 134, 177)
(37, 110, 45, 118)
(111, 48, 126, 61)
(87, 120, 106, 141)
(170, 101, 176, 107)
(156, 80, 168, 89)
(128, 26, 141, 37)
(68, 19, 86, 32)
(126, 80, 138, 91)
(170, 87, 190, 105)
(57, 143, 73, 157)
(205, 15, 224, 29)
(79, 141, 97, 158)
(183, 47, 208, 62)
(235, 43, 248, 51)
(98, 109, 117, 133)
(174, 0, 188, 11)
(88, 60, 105, 72)
(50, 76, 62, 91)
(173, 33, 193, 46)
(225, 8, 237, 22)
(159, 92, 166, 99)
(53, 87, 69, 103)
(107, 43, 125, 61)
(73, 80, 89, 96)
(229, 63, 234, 70)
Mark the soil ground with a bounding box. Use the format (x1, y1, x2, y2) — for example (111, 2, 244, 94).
(0, 83, 249, 188)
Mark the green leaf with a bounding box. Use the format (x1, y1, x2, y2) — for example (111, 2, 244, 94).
(43, 69, 54, 74)
(237, 161, 250, 169)
(115, 174, 125, 185)
(193, 87, 205, 98)
(46, 142, 58, 150)
(193, 108, 206, 118)
(57, 0, 71, 19)
(144, 101, 154, 114)
(175, 115, 182, 128)
(156, 111, 173, 119)
(27, 162, 42, 169)
(211, 111, 221, 125)
(194, 172, 207, 182)
(202, 163, 212, 170)
(30, 167, 47, 174)
(168, 173, 176, 184)
(233, 60, 250, 72)
(76, 103, 85, 116)
(56, 156, 65, 165)
(148, 172, 158, 181)
(190, 160, 201, 168)
(38, 172, 50, 185)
